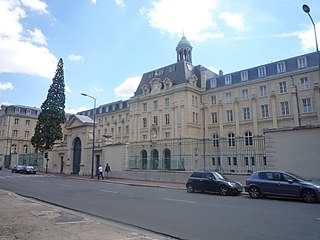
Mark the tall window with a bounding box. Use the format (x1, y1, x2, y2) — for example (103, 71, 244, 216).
(24, 131, 29, 139)
(243, 107, 250, 120)
(226, 110, 233, 122)
(213, 134, 219, 147)
(241, 71, 248, 81)
(13, 130, 18, 137)
(300, 77, 309, 90)
(225, 75, 232, 85)
(165, 98, 170, 107)
(165, 114, 170, 125)
(302, 98, 312, 113)
(261, 104, 269, 118)
(260, 85, 267, 97)
(210, 79, 217, 88)
(143, 103, 147, 112)
(26, 120, 30, 126)
(245, 131, 253, 146)
(14, 118, 19, 125)
(211, 112, 218, 123)
(211, 95, 217, 105)
(228, 133, 235, 147)
(242, 89, 249, 100)
(153, 116, 158, 125)
(11, 144, 17, 153)
(225, 92, 232, 103)
(258, 66, 266, 78)
(23, 144, 28, 153)
(297, 56, 307, 69)
(153, 100, 158, 110)
(280, 101, 290, 115)
(193, 112, 198, 124)
(277, 62, 286, 73)
(142, 118, 147, 128)
(279, 81, 287, 93)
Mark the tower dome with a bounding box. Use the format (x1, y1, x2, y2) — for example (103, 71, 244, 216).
(176, 35, 193, 63)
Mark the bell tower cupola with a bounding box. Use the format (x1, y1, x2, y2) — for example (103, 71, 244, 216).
(176, 35, 193, 63)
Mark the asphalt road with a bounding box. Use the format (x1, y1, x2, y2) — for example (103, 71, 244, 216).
(0, 171, 319, 240)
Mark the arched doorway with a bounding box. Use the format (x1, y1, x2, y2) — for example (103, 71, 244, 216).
(151, 149, 159, 170)
(163, 148, 171, 170)
(141, 150, 148, 169)
(73, 137, 81, 174)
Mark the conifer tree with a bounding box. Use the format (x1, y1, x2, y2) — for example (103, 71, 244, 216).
(31, 58, 66, 151)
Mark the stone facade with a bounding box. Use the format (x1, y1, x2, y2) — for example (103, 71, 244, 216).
(1, 36, 320, 176)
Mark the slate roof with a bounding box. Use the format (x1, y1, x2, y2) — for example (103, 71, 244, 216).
(206, 51, 319, 90)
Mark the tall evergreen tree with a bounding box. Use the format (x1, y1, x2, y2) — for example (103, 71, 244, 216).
(31, 58, 66, 152)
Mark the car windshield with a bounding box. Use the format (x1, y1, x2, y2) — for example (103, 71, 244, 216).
(213, 172, 227, 180)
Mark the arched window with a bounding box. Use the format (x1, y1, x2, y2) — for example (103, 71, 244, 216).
(228, 133, 235, 146)
(245, 131, 253, 146)
(212, 134, 219, 148)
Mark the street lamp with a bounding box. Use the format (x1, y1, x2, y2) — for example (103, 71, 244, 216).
(81, 93, 96, 178)
(302, 4, 320, 72)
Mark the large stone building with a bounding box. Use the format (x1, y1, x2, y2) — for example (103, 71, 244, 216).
(0, 105, 41, 168)
(2, 36, 319, 176)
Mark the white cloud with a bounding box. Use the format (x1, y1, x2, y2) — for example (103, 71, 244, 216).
(219, 12, 246, 31)
(0, 0, 57, 79)
(90, 0, 97, 5)
(115, 0, 125, 8)
(0, 82, 14, 91)
(141, 0, 222, 42)
(68, 54, 84, 62)
(21, 0, 48, 14)
(299, 22, 320, 52)
(65, 106, 88, 114)
(114, 76, 140, 99)
(27, 28, 47, 45)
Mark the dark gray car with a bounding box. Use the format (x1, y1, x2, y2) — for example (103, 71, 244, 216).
(245, 170, 320, 203)
(186, 171, 243, 195)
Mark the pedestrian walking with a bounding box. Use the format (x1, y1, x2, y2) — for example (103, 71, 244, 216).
(98, 165, 104, 180)
(105, 163, 111, 179)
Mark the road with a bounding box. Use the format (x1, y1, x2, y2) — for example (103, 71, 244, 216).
(0, 170, 319, 240)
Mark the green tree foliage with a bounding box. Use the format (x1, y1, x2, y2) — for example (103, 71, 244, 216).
(31, 58, 66, 151)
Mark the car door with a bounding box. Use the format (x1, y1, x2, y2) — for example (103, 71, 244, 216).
(276, 173, 301, 197)
(257, 172, 279, 195)
(199, 172, 215, 192)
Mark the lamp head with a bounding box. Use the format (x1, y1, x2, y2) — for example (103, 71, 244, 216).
(302, 4, 310, 14)
(81, 93, 88, 96)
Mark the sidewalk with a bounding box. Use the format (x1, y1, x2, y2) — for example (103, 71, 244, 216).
(0, 172, 182, 240)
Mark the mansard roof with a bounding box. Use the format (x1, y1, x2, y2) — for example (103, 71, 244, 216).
(206, 51, 318, 90)
(134, 61, 217, 97)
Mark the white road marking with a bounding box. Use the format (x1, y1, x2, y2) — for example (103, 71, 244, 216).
(317, 218, 320, 220)
(60, 184, 70, 187)
(163, 198, 196, 204)
(100, 190, 118, 194)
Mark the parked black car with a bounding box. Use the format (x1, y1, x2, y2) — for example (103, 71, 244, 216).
(186, 171, 243, 195)
(12, 165, 24, 173)
(245, 170, 320, 203)
(20, 166, 36, 174)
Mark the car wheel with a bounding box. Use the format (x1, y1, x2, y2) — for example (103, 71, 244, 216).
(186, 184, 195, 193)
(248, 186, 261, 199)
(219, 185, 229, 196)
(301, 189, 317, 203)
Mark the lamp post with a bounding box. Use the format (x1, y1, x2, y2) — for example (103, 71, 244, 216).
(302, 4, 320, 72)
(81, 93, 96, 178)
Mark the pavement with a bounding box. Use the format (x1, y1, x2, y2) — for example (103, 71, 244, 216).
(0, 172, 184, 240)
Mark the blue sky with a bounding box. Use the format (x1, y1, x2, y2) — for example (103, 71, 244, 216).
(0, 0, 319, 114)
